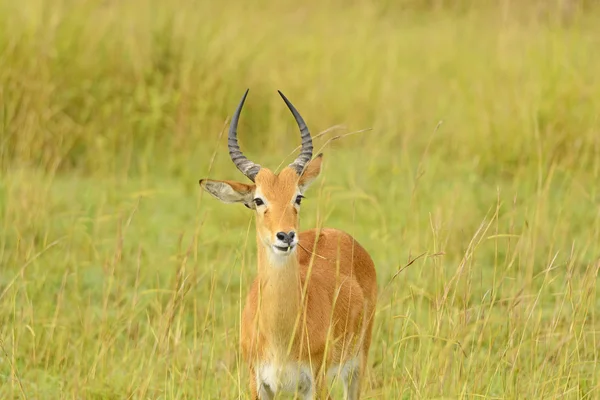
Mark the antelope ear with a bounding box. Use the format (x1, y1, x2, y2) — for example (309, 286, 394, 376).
(199, 179, 255, 207)
(298, 153, 323, 193)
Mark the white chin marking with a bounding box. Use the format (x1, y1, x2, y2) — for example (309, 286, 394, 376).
(268, 245, 297, 266)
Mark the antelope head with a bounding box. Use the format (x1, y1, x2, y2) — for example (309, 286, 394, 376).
(199, 90, 323, 257)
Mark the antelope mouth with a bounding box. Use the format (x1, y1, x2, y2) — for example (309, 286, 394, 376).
(272, 244, 296, 254)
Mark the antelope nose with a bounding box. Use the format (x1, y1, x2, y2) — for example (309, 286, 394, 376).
(276, 231, 295, 244)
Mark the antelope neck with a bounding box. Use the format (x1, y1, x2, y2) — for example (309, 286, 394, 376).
(256, 238, 302, 342)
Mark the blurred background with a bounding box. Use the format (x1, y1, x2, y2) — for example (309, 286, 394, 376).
(1, 0, 599, 398)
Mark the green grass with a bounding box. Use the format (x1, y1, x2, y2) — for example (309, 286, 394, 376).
(1, 0, 599, 398)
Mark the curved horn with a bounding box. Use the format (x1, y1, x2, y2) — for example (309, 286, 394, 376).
(278, 91, 313, 175)
(228, 89, 261, 181)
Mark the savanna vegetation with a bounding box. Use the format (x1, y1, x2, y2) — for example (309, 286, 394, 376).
(1, 0, 599, 398)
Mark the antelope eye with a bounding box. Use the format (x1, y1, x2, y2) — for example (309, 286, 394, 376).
(295, 195, 304, 205)
(253, 198, 265, 206)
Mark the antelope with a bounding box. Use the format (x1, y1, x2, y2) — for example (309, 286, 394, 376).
(199, 90, 377, 399)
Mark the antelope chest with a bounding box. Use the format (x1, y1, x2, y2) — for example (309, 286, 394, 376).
(257, 361, 312, 394)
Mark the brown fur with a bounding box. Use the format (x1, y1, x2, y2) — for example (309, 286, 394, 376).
(243, 228, 377, 398)
(199, 156, 377, 399)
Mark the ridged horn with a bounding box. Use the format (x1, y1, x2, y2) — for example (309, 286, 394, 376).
(228, 89, 261, 181)
(278, 91, 313, 175)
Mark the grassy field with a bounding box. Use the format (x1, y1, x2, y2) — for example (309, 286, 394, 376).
(1, 0, 600, 398)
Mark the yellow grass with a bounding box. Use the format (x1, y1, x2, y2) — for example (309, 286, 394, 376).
(1, 0, 599, 398)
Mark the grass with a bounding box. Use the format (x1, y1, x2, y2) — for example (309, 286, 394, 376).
(1, 0, 599, 398)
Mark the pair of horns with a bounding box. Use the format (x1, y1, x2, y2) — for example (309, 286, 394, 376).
(228, 89, 313, 182)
